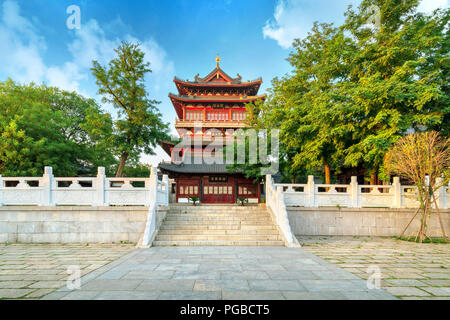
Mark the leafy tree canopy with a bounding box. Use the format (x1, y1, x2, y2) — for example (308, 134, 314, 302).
(0, 79, 115, 176)
(246, 0, 449, 183)
(91, 41, 169, 177)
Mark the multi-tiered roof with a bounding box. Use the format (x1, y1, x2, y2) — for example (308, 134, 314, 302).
(170, 54, 265, 132)
(160, 55, 265, 173)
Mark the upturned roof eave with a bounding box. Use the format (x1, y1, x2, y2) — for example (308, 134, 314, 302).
(173, 77, 263, 87)
(168, 93, 267, 103)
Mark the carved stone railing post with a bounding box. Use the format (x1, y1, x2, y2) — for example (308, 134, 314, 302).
(0, 175, 3, 206)
(265, 174, 300, 247)
(350, 176, 358, 208)
(148, 166, 157, 205)
(435, 177, 445, 209)
(162, 174, 169, 206)
(141, 166, 158, 246)
(96, 167, 106, 206)
(306, 175, 315, 207)
(265, 174, 272, 205)
(392, 176, 401, 208)
(41, 167, 54, 206)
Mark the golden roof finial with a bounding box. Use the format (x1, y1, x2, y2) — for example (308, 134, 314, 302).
(216, 53, 220, 68)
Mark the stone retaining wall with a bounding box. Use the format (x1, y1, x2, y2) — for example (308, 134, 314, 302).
(287, 207, 450, 237)
(0, 206, 153, 243)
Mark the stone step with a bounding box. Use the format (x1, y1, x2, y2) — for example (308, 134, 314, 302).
(167, 211, 269, 216)
(153, 204, 283, 247)
(153, 240, 285, 246)
(170, 208, 266, 213)
(169, 205, 264, 209)
(155, 234, 282, 241)
(166, 212, 270, 216)
(157, 229, 280, 235)
(168, 211, 268, 215)
(160, 224, 277, 230)
(166, 215, 271, 222)
(165, 212, 270, 216)
(163, 221, 274, 227)
(165, 215, 272, 221)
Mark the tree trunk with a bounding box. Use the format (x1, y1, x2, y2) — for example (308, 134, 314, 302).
(291, 174, 297, 184)
(116, 152, 129, 177)
(370, 173, 377, 185)
(432, 194, 447, 242)
(324, 163, 330, 184)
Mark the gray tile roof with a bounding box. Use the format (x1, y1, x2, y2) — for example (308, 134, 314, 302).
(159, 161, 242, 174)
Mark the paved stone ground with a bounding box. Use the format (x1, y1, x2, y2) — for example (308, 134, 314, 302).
(298, 236, 450, 300)
(42, 246, 394, 300)
(0, 243, 134, 299)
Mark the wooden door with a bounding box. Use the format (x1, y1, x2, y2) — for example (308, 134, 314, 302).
(202, 182, 234, 204)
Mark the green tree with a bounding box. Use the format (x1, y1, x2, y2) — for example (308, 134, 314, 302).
(341, 0, 449, 182)
(247, 0, 449, 183)
(91, 41, 169, 177)
(385, 131, 449, 242)
(0, 79, 115, 176)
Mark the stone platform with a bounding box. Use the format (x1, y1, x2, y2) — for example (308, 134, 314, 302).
(42, 246, 395, 300)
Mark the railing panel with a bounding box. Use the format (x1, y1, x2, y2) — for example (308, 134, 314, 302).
(0, 167, 169, 208)
(284, 193, 306, 206)
(273, 176, 447, 209)
(359, 185, 394, 208)
(315, 184, 350, 207)
(1, 177, 42, 205)
(2, 188, 43, 205)
(277, 184, 307, 206)
(401, 186, 420, 208)
(53, 178, 96, 205)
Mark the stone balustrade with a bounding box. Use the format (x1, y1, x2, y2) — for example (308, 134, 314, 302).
(265, 174, 300, 247)
(275, 176, 449, 209)
(0, 166, 169, 207)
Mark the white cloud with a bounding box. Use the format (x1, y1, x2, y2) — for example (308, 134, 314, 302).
(417, 0, 449, 13)
(263, 0, 448, 49)
(0, 0, 176, 167)
(68, 19, 119, 69)
(126, 36, 175, 94)
(46, 62, 85, 93)
(0, 1, 47, 83)
(0, 0, 84, 91)
(263, 0, 361, 49)
(263, 0, 305, 49)
(0, 0, 175, 98)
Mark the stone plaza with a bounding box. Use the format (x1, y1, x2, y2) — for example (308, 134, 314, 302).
(0, 244, 134, 299)
(41, 245, 395, 300)
(300, 236, 450, 300)
(1, 237, 448, 300)
(0, 169, 448, 300)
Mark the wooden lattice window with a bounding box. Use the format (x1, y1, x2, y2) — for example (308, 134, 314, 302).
(238, 184, 257, 198)
(178, 183, 199, 197)
(232, 110, 247, 121)
(186, 110, 203, 121)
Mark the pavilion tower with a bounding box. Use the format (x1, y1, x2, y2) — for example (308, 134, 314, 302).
(159, 56, 266, 204)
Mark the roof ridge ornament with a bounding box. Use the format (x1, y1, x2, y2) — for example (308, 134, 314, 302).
(216, 52, 220, 68)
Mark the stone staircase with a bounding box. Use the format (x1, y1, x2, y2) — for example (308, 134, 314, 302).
(153, 204, 285, 246)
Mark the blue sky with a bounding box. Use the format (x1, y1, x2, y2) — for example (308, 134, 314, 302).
(0, 0, 447, 166)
